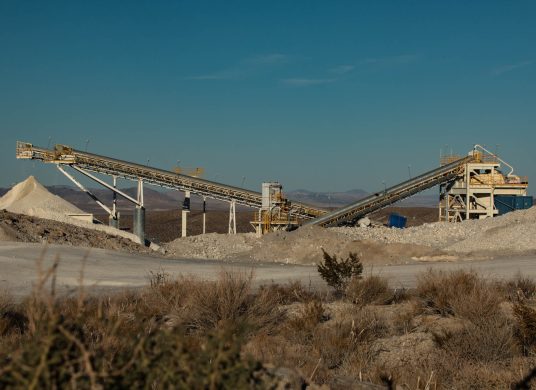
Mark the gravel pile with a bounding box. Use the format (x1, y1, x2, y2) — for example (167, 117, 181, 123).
(333, 206, 536, 254)
(0, 176, 83, 216)
(0, 176, 144, 246)
(165, 232, 257, 259)
(165, 206, 536, 263)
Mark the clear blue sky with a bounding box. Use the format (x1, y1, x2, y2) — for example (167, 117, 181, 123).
(1, 1, 535, 194)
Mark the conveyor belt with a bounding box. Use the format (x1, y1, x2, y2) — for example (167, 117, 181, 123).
(303, 155, 474, 227)
(15, 142, 326, 219)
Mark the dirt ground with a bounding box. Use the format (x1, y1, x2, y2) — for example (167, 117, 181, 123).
(100, 206, 437, 244)
(0, 210, 153, 254)
(107, 210, 256, 243)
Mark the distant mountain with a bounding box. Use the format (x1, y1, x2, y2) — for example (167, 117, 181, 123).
(286, 189, 369, 208)
(46, 186, 243, 214)
(0, 183, 442, 214)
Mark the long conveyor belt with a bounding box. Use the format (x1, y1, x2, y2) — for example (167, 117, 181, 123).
(15, 141, 326, 220)
(303, 155, 474, 227)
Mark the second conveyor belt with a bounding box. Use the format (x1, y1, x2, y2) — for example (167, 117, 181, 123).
(303, 155, 474, 227)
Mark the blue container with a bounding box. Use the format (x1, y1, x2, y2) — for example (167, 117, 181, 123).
(388, 213, 407, 228)
(495, 195, 533, 215)
(495, 195, 516, 215)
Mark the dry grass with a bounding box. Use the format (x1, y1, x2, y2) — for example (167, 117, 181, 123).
(258, 280, 320, 305)
(414, 269, 503, 322)
(3, 261, 536, 389)
(345, 275, 393, 306)
(505, 273, 536, 302)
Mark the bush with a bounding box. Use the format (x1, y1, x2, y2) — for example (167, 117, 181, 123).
(258, 281, 319, 305)
(414, 269, 502, 323)
(436, 315, 516, 363)
(345, 275, 392, 306)
(513, 302, 536, 355)
(0, 273, 289, 389)
(504, 274, 536, 302)
(317, 250, 363, 292)
(181, 271, 283, 333)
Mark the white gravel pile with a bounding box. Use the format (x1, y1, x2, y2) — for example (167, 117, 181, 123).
(0, 176, 83, 216)
(333, 206, 536, 254)
(165, 207, 536, 262)
(166, 232, 257, 259)
(0, 176, 143, 245)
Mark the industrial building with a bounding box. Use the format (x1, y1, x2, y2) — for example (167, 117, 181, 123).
(16, 141, 531, 242)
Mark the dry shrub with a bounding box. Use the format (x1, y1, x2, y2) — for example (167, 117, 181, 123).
(0, 268, 290, 388)
(513, 302, 536, 355)
(345, 275, 393, 306)
(505, 274, 536, 302)
(258, 281, 319, 305)
(0, 292, 27, 338)
(436, 314, 517, 362)
(391, 304, 417, 335)
(181, 270, 283, 333)
(284, 300, 326, 344)
(415, 269, 503, 323)
(434, 355, 525, 390)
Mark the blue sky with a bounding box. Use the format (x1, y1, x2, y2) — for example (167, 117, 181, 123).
(1, 1, 535, 194)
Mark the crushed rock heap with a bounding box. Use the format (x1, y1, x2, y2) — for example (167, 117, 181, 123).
(0, 176, 146, 246)
(164, 206, 536, 264)
(0, 176, 83, 217)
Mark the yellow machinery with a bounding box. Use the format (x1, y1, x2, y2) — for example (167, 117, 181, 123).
(251, 182, 300, 235)
(439, 145, 529, 222)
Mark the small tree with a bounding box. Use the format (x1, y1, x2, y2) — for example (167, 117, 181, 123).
(317, 250, 363, 292)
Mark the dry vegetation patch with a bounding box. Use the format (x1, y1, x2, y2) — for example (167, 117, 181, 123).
(4, 260, 536, 388)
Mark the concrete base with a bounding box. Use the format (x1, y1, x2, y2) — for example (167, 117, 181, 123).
(133, 207, 145, 244)
(109, 214, 119, 229)
(182, 209, 189, 237)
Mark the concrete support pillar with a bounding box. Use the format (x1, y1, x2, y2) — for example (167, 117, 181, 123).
(228, 200, 236, 235)
(110, 175, 119, 227)
(202, 197, 206, 234)
(133, 206, 145, 244)
(182, 191, 191, 237)
(109, 212, 120, 228)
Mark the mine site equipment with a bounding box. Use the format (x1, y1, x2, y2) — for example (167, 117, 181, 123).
(251, 182, 300, 236)
(439, 144, 530, 222)
(16, 141, 326, 241)
(16, 141, 530, 237)
(304, 155, 476, 228)
(304, 145, 530, 228)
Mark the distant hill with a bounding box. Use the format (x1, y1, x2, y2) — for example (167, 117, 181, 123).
(46, 186, 242, 214)
(0, 184, 444, 214)
(286, 189, 368, 209)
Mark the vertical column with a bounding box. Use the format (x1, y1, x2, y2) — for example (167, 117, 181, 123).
(133, 206, 145, 244)
(109, 175, 119, 228)
(257, 209, 262, 237)
(182, 190, 190, 237)
(133, 179, 145, 244)
(202, 196, 206, 234)
(465, 165, 470, 220)
(228, 200, 236, 234)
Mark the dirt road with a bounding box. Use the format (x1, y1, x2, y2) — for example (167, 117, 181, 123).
(1, 241, 535, 297)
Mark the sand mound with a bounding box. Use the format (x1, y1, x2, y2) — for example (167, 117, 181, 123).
(0, 176, 83, 217)
(0, 177, 145, 246)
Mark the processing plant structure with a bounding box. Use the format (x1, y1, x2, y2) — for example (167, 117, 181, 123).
(439, 144, 530, 222)
(15, 141, 531, 243)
